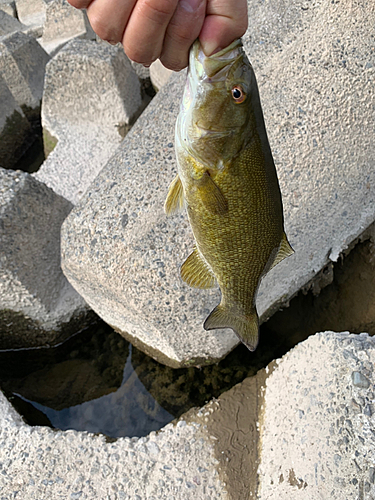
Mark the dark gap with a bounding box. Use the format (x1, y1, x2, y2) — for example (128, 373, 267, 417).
(1, 238, 374, 438)
(12, 112, 45, 173)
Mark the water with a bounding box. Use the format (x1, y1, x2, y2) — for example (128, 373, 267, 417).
(11, 346, 173, 438)
(0, 320, 283, 438)
(2, 239, 374, 438)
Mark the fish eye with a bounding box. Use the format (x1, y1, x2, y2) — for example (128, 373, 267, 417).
(231, 85, 246, 103)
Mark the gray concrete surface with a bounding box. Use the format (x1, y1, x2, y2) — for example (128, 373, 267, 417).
(0, 31, 49, 117)
(0, 8, 24, 36)
(34, 39, 142, 204)
(61, 0, 375, 367)
(149, 59, 173, 91)
(0, 0, 16, 18)
(0, 168, 91, 349)
(0, 331, 374, 499)
(39, 0, 95, 56)
(0, 74, 20, 133)
(15, 0, 46, 28)
(0, 390, 227, 499)
(258, 331, 375, 498)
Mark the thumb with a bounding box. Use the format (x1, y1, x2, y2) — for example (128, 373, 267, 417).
(199, 0, 248, 56)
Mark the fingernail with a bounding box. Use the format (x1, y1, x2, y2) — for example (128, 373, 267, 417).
(180, 0, 202, 13)
(200, 40, 221, 57)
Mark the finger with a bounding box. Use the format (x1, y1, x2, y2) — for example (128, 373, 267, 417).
(122, 0, 179, 65)
(67, 0, 93, 8)
(160, 0, 206, 70)
(87, 0, 137, 44)
(199, 0, 248, 56)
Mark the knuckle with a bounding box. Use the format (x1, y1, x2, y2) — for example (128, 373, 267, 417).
(165, 15, 200, 47)
(66, 0, 83, 7)
(160, 55, 184, 71)
(89, 15, 118, 42)
(140, 0, 176, 24)
(167, 25, 195, 45)
(123, 43, 157, 65)
(237, 17, 248, 37)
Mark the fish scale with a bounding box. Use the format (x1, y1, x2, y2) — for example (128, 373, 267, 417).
(165, 39, 294, 351)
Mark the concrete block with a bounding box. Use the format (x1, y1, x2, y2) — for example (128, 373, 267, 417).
(0, 0, 16, 18)
(61, 0, 375, 367)
(0, 31, 49, 119)
(0, 8, 23, 36)
(0, 168, 92, 349)
(41, 39, 141, 133)
(0, 387, 227, 498)
(150, 58, 173, 91)
(0, 331, 374, 498)
(0, 75, 32, 169)
(257, 332, 375, 498)
(34, 39, 142, 204)
(131, 59, 150, 81)
(39, 0, 95, 56)
(15, 0, 46, 27)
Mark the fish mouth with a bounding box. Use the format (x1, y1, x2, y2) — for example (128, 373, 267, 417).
(194, 124, 234, 139)
(190, 38, 243, 82)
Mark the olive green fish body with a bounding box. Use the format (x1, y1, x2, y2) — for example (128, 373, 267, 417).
(165, 39, 293, 351)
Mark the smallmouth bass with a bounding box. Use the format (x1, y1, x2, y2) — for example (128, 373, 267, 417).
(164, 39, 293, 351)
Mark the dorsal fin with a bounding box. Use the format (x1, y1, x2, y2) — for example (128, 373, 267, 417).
(180, 247, 216, 289)
(164, 175, 184, 216)
(269, 232, 294, 271)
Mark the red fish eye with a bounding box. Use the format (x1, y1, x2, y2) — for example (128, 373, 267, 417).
(231, 85, 246, 103)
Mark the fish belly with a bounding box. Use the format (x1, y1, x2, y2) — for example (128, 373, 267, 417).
(186, 150, 283, 315)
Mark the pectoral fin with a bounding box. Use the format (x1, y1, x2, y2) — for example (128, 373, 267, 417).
(164, 175, 184, 216)
(204, 305, 260, 351)
(197, 172, 228, 216)
(181, 247, 216, 289)
(269, 232, 294, 271)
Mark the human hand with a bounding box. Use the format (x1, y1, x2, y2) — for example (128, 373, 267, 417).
(67, 0, 248, 71)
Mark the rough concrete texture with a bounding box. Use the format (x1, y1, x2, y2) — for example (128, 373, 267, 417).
(0, 0, 16, 18)
(34, 39, 142, 204)
(241, 0, 375, 320)
(0, 331, 374, 499)
(149, 59, 173, 91)
(0, 74, 32, 169)
(131, 59, 151, 81)
(15, 0, 46, 28)
(61, 0, 375, 367)
(39, 0, 95, 56)
(0, 390, 227, 499)
(0, 8, 24, 36)
(0, 168, 91, 349)
(0, 31, 49, 116)
(258, 332, 375, 499)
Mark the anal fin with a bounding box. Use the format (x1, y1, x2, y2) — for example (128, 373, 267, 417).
(180, 247, 216, 289)
(164, 175, 184, 216)
(269, 232, 294, 271)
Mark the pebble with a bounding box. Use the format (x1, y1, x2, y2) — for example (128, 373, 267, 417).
(147, 442, 160, 456)
(70, 492, 83, 499)
(352, 371, 370, 389)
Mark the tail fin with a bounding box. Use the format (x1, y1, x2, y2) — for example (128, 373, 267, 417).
(203, 305, 259, 351)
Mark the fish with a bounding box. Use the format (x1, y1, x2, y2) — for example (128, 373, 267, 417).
(164, 38, 294, 351)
